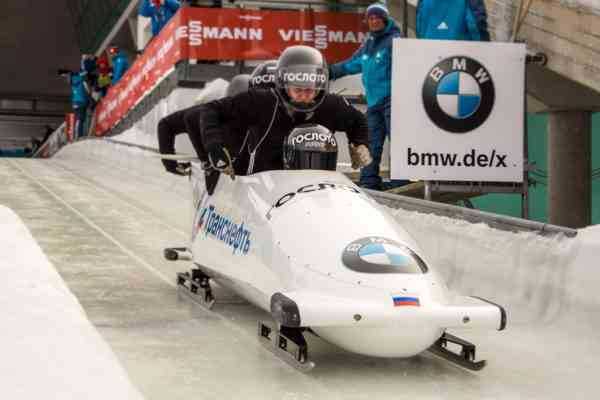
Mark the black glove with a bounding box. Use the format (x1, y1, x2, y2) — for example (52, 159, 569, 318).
(206, 142, 235, 179)
(207, 143, 229, 169)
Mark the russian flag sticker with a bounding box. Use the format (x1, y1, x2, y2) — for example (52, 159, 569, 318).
(392, 296, 420, 307)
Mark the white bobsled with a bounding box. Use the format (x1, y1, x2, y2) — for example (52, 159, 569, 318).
(174, 166, 506, 369)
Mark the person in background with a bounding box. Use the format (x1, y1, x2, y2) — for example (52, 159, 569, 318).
(416, 0, 490, 41)
(108, 46, 129, 85)
(139, 0, 181, 37)
(81, 54, 98, 104)
(329, 2, 406, 191)
(59, 68, 91, 139)
(96, 52, 112, 97)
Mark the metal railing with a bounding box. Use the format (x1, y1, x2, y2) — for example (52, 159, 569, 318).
(366, 189, 578, 238)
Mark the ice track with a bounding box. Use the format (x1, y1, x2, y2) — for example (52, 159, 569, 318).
(1, 138, 598, 400)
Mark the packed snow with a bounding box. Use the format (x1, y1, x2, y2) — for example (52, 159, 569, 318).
(0, 205, 144, 399)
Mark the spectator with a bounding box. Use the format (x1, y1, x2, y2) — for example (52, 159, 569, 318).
(81, 54, 98, 96)
(329, 2, 407, 190)
(416, 0, 490, 41)
(108, 46, 129, 85)
(59, 69, 90, 139)
(96, 53, 112, 97)
(139, 0, 181, 37)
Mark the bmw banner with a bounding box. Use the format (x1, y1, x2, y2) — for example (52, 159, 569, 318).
(391, 39, 526, 182)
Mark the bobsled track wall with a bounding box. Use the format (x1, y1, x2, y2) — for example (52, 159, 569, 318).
(1, 133, 598, 399)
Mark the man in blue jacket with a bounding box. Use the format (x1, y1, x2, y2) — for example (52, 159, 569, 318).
(59, 69, 90, 139)
(329, 2, 405, 190)
(108, 46, 130, 85)
(139, 0, 181, 37)
(416, 0, 490, 41)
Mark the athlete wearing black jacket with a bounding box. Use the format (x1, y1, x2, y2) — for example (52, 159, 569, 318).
(158, 104, 205, 171)
(157, 74, 252, 175)
(199, 89, 369, 174)
(158, 103, 253, 175)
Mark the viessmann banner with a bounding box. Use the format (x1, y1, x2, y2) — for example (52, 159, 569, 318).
(390, 39, 526, 182)
(94, 7, 366, 135)
(179, 7, 367, 61)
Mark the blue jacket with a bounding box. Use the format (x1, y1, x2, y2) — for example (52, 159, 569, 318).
(139, 0, 181, 36)
(416, 0, 490, 41)
(329, 20, 402, 108)
(69, 72, 89, 108)
(111, 51, 130, 84)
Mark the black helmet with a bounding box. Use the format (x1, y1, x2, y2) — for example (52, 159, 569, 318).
(283, 124, 338, 171)
(225, 74, 251, 97)
(275, 46, 329, 113)
(249, 60, 277, 89)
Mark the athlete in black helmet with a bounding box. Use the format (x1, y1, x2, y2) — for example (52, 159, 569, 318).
(283, 124, 338, 171)
(226, 74, 251, 97)
(274, 45, 329, 112)
(199, 45, 371, 175)
(249, 60, 277, 90)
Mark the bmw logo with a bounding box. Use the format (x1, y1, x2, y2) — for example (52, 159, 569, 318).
(341, 237, 428, 274)
(422, 56, 495, 133)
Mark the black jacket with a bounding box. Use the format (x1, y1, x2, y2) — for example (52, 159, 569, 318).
(157, 104, 205, 159)
(198, 89, 368, 174)
(157, 104, 249, 173)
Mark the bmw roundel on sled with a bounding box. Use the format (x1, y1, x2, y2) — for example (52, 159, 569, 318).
(164, 124, 507, 372)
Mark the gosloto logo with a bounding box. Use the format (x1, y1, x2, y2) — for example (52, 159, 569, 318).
(282, 72, 327, 84)
(422, 56, 495, 133)
(291, 132, 337, 146)
(251, 73, 275, 86)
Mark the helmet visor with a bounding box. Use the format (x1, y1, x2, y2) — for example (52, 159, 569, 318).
(286, 149, 338, 171)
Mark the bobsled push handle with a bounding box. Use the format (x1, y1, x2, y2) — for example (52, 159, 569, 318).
(156, 153, 200, 161)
